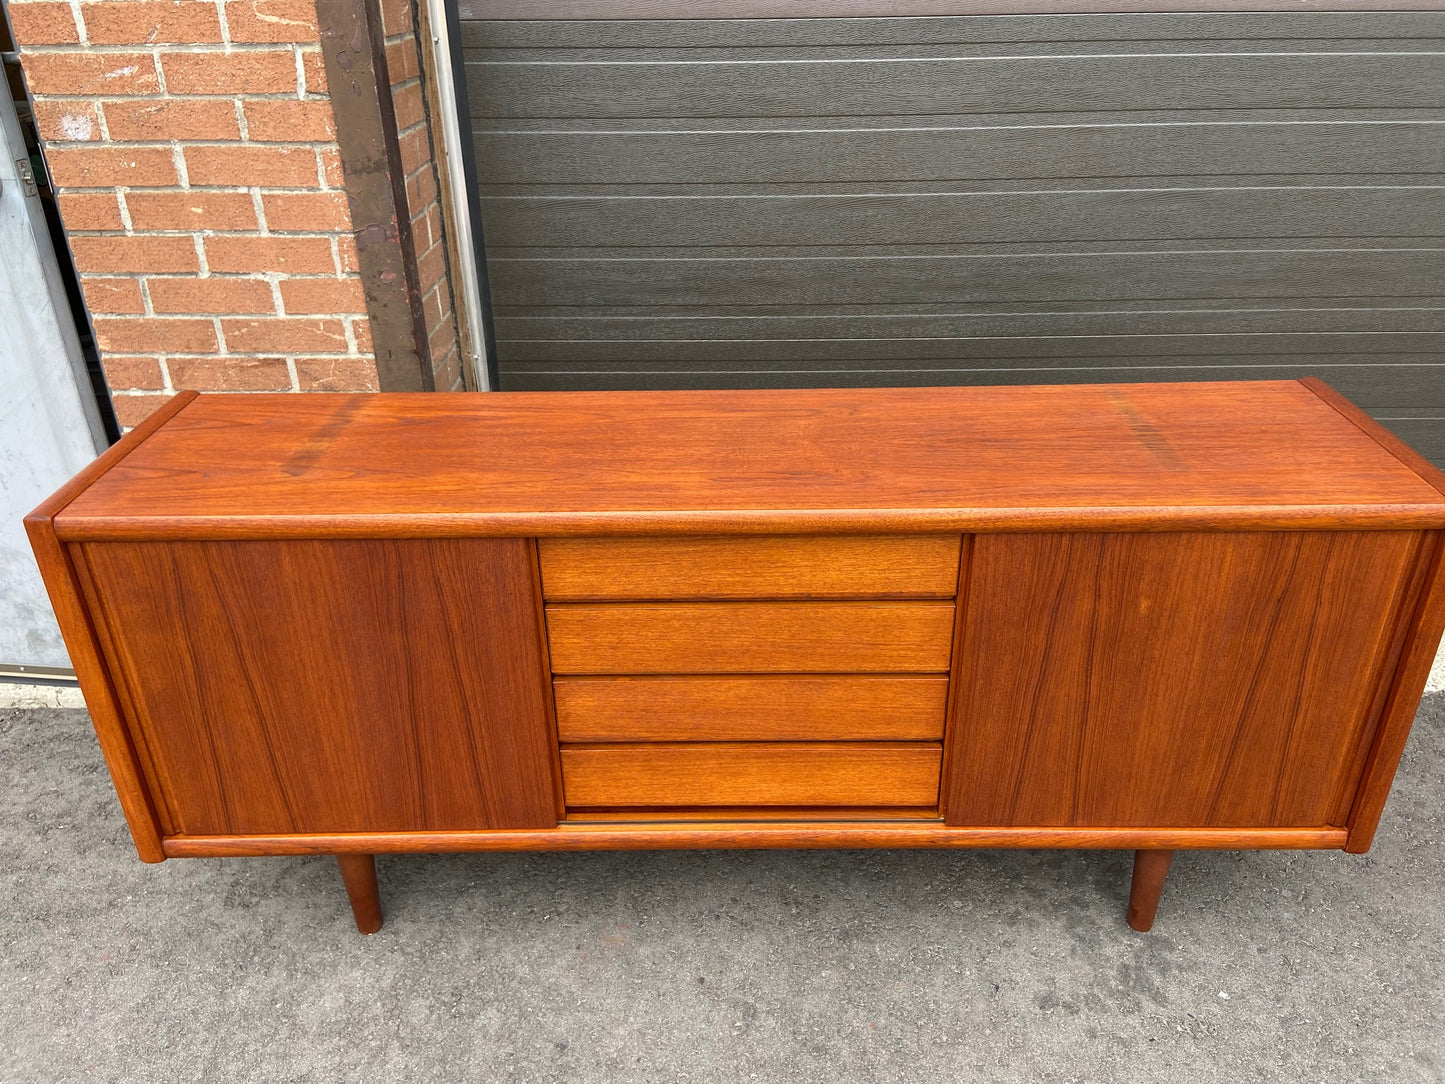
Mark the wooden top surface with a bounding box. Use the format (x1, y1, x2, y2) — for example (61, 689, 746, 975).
(52, 380, 1445, 538)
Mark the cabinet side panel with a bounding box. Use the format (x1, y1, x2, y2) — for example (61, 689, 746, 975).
(19, 390, 198, 862)
(1346, 531, 1445, 851)
(944, 531, 1422, 828)
(79, 538, 559, 835)
(19, 523, 167, 861)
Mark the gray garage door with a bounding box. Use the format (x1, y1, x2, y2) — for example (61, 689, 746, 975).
(458, 9, 1445, 463)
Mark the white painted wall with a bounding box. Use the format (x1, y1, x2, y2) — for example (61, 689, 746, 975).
(1, 82, 105, 668)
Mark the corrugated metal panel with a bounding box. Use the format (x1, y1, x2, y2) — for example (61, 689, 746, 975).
(459, 12, 1445, 463)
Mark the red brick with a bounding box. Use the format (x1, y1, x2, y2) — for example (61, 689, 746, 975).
(398, 125, 430, 176)
(224, 0, 317, 42)
(82, 1, 222, 44)
(294, 356, 378, 391)
(148, 277, 276, 314)
(416, 240, 447, 294)
(81, 277, 145, 314)
(101, 355, 166, 391)
(261, 190, 350, 232)
(405, 164, 435, 213)
(21, 52, 160, 95)
(204, 235, 334, 273)
(32, 101, 100, 143)
(104, 99, 240, 141)
(58, 192, 124, 230)
(432, 345, 462, 391)
(392, 80, 424, 131)
(159, 49, 295, 93)
(427, 316, 456, 363)
(243, 99, 335, 142)
(184, 145, 319, 188)
(318, 147, 345, 187)
(112, 393, 174, 428)
(384, 39, 419, 84)
(414, 209, 439, 247)
(299, 47, 327, 93)
(169, 356, 290, 390)
(70, 235, 199, 274)
(126, 191, 258, 232)
(46, 146, 178, 188)
(94, 315, 218, 353)
(8, 2, 80, 45)
(422, 282, 444, 330)
(279, 276, 365, 314)
(352, 316, 371, 352)
(221, 317, 346, 352)
(378, 0, 411, 37)
(421, 203, 439, 250)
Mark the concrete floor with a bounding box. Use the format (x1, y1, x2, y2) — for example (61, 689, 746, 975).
(2, 702, 1442, 1083)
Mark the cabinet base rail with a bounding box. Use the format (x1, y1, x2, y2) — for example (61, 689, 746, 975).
(164, 824, 1346, 859)
(325, 845, 1195, 935)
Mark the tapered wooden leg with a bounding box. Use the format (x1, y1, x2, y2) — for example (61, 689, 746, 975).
(1126, 849, 1174, 932)
(336, 854, 383, 934)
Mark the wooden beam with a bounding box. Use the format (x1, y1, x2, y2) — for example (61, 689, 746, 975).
(315, 0, 434, 391)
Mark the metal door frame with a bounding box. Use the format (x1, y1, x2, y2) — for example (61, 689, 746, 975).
(428, 0, 500, 390)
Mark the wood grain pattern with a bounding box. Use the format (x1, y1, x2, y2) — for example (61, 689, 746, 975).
(161, 825, 1349, 857)
(494, 316, 1445, 458)
(336, 854, 383, 934)
(1372, 416, 1445, 470)
(21, 390, 199, 862)
(77, 538, 560, 835)
(538, 534, 961, 600)
(560, 742, 942, 807)
(545, 601, 956, 674)
(553, 675, 948, 741)
(497, 364, 1445, 426)
(31, 378, 1445, 895)
(943, 530, 1427, 828)
(528, 538, 568, 821)
(1344, 533, 1445, 850)
(1126, 850, 1174, 932)
(53, 383, 1445, 538)
(1302, 377, 1445, 499)
(69, 548, 181, 836)
(562, 806, 941, 821)
(1300, 380, 1445, 848)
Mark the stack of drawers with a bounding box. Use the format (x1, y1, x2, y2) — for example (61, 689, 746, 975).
(537, 535, 963, 817)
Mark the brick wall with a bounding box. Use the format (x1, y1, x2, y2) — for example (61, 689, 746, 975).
(381, 0, 461, 390)
(8, 0, 463, 425)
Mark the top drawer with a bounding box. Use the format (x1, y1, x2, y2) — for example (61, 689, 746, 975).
(538, 534, 961, 600)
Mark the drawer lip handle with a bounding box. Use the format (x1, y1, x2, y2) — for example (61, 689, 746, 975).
(559, 741, 944, 809)
(552, 672, 950, 742)
(538, 534, 963, 601)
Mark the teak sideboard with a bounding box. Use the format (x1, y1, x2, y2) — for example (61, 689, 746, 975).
(26, 380, 1445, 935)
